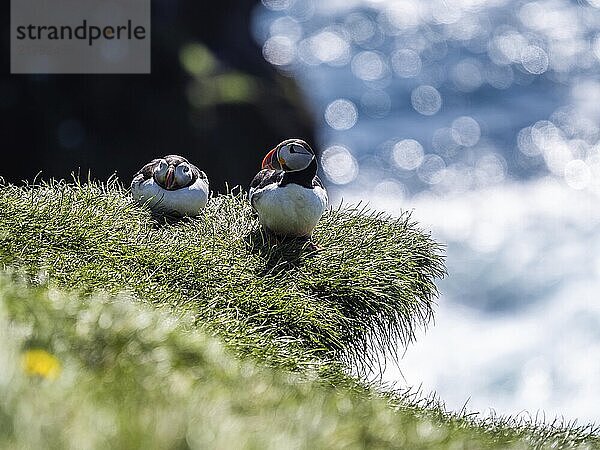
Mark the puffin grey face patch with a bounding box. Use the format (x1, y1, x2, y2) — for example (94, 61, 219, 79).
(175, 163, 193, 187)
(152, 159, 169, 187)
(278, 142, 314, 172)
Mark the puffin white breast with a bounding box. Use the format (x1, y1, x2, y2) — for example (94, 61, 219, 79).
(131, 176, 209, 216)
(252, 183, 327, 236)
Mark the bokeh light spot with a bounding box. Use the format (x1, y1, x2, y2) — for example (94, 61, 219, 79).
(345, 13, 376, 45)
(263, 36, 296, 66)
(180, 43, 215, 76)
(321, 145, 359, 184)
(475, 154, 506, 185)
(433, 128, 460, 157)
(307, 30, 350, 65)
(451, 116, 481, 147)
(324, 99, 358, 130)
(451, 60, 483, 92)
(431, 0, 462, 25)
(382, 1, 424, 30)
(485, 64, 514, 90)
(417, 154, 446, 184)
(489, 32, 528, 65)
(261, 0, 293, 11)
(215, 73, 256, 103)
(521, 45, 549, 75)
(411, 85, 442, 116)
(391, 49, 422, 78)
(517, 127, 541, 156)
(351, 51, 387, 81)
(392, 139, 424, 170)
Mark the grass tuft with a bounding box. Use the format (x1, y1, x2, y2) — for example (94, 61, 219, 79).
(0, 179, 445, 372)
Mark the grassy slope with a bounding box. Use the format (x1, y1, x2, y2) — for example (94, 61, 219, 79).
(0, 180, 597, 449)
(0, 179, 444, 371)
(0, 277, 512, 449)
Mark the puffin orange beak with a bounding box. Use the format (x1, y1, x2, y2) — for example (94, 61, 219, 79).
(165, 166, 176, 190)
(261, 147, 281, 170)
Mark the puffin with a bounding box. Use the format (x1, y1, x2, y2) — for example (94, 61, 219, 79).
(249, 139, 328, 237)
(131, 155, 209, 216)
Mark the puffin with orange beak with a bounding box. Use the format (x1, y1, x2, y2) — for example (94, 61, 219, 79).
(249, 138, 328, 237)
(131, 154, 209, 216)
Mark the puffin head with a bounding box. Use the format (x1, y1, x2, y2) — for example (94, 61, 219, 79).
(262, 139, 314, 172)
(153, 155, 195, 190)
(174, 162, 194, 187)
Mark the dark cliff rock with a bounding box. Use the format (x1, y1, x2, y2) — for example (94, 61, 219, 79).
(0, 0, 315, 191)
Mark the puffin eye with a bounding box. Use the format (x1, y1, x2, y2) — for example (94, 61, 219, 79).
(288, 144, 297, 154)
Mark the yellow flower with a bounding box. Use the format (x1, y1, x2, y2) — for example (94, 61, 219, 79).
(22, 349, 61, 380)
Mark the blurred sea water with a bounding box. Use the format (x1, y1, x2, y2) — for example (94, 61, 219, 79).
(254, 0, 600, 423)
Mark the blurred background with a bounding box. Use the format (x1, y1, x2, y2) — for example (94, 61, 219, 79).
(4, 0, 600, 424)
(252, 0, 600, 424)
(0, 0, 315, 190)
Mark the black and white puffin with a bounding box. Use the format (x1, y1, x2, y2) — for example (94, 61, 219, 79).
(131, 155, 209, 216)
(249, 139, 328, 237)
